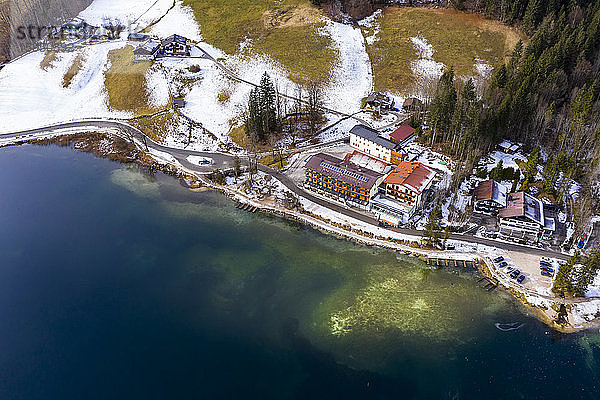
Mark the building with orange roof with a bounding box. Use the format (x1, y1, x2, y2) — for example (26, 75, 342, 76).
(369, 161, 436, 226)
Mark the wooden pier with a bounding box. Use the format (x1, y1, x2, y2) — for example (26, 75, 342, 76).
(425, 257, 477, 270)
(477, 276, 499, 291)
(235, 201, 258, 213)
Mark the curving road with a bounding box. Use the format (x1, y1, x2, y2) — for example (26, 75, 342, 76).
(0, 119, 567, 260)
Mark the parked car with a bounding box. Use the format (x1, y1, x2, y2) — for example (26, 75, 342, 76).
(494, 256, 504, 263)
(577, 233, 588, 249)
(510, 270, 521, 279)
(541, 270, 553, 277)
(540, 266, 554, 273)
(540, 261, 553, 268)
(498, 261, 508, 268)
(517, 275, 526, 284)
(505, 266, 515, 273)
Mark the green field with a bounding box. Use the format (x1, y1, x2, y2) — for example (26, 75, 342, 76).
(183, 0, 336, 83)
(363, 7, 525, 92)
(104, 46, 164, 116)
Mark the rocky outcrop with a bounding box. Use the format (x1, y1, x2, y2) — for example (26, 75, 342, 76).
(0, 0, 92, 63)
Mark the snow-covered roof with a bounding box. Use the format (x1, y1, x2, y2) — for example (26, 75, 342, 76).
(499, 192, 545, 226)
(474, 179, 508, 206)
(350, 124, 399, 151)
(544, 217, 556, 232)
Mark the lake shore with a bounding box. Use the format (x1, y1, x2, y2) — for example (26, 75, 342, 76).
(5, 132, 600, 334)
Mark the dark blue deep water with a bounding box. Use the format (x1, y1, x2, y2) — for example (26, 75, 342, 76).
(1, 144, 599, 400)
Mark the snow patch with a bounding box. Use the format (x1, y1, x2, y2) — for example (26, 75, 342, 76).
(410, 36, 445, 80)
(148, 0, 202, 42)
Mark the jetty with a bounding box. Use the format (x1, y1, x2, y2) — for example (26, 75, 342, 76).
(235, 200, 258, 213)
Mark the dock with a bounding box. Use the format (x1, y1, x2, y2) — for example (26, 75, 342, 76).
(426, 257, 477, 270)
(477, 276, 499, 291)
(235, 201, 258, 213)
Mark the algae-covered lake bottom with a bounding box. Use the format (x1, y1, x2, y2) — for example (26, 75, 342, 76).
(1, 145, 599, 399)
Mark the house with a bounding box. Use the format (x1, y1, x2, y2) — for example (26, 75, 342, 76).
(365, 92, 394, 111)
(159, 34, 191, 57)
(498, 140, 522, 154)
(402, 97, 423, 112)
(133, 40, 160, 61)
(498, 192, 547, 241)
(349, 124, 404, 164)
(473, 179, 508, 214)
(173, 98, 185, 108)
(91, 27, 111, 41)
(389, 124, 416, 146)
(128, 33, 149, 42)
(371, 161, 436, 225)
(304, 153, 384, 207)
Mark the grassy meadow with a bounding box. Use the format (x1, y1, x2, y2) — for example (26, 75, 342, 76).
(363, 7, 525, 92)
(104, 45, 163, 116)
(183, 0, 336, 83)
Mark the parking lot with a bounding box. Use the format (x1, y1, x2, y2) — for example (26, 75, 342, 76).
(494, 251, 561, 296)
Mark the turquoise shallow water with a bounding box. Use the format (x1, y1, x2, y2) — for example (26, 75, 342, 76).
(0, 144, 599, 399)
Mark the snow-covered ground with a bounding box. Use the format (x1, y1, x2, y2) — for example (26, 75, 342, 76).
(410, 36, 445, 81)
(572, 300, 600, 326)
(0, 41, 131, 134)
(321, 20, 373, 114)
(79, 0, 174, 30)
(585, 271, 600, 298)
(148, 0, 202, 42)
(358, 9, 382, 45)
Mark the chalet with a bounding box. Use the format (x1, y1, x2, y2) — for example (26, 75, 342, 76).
(498, 192, 546, 241)
(497, 140, 522, 154)
(389, 124, 416, 146)
(365, 92, 394, 111)
(370, 161, 435, 226)
(349, 124, 403, 164)
(473, 179, 508, 214)
(128, 33, 149, 42)
(91, 27, 111, 41)
(159, 34, 191, 57)
(402, 97, 423, 112)
(304, 153, 384, 207)
(133, 40, 160, 61)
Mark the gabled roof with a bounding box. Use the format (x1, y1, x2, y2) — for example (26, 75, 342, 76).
(161, 34, 188, 46)
(305, 153, 383, 190)
(474, 179, 508, 205)
(134, 40, 160, 55)
(384, 161, 435, 194)
(499, 192, 544, 226)
(402, 97, 423, 107)
(350, 124, 399, 151)
(390, 124, 415, 143)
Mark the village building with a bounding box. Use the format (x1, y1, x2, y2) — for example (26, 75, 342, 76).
(133, 40, 160, 61)
(497, 140, 522, 154)
(389, 124, 416, 146)
(304, 153, 384, 208)
(91, 27, 111, 41)
(498, 192, 550, 241)
(159, 34, 191, 57)
(349, 124, 404, 164)
(473, 179, 508, 214)
(173, 98, 185, 108)
(128, 33, 149, 42)
(370, 161, 436, 226)
(364, 92, 394, 111)
(402, 97, 423, 112)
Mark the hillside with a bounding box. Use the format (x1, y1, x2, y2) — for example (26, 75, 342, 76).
(0, 0, 92, 63)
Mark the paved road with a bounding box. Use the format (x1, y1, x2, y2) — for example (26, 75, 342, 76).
(0, 120, 568, 260)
